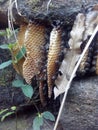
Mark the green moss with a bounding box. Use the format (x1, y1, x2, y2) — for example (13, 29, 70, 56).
(0, 74, 6, 86)
(0, 69, 14, 87)
(30, 0, 42, 12)
(32, 0, 40, 2)
(31, 0, 40, 5)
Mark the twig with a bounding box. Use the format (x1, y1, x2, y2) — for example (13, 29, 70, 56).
(8, 0, 26, 59)
(15, 0, 21, 16)
(15, 111, 18, 130)
(53, 24, 98, 130)
(47, 0, 52, 13)
(44, 119, 53, 129)
(8, 0, 17, 41)
(32, 100, 40, 113)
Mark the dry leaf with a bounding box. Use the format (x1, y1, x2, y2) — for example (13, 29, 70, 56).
(84, 10, 98, 41)
(54, 13, 85, 98)
(78, 9, 98, 75)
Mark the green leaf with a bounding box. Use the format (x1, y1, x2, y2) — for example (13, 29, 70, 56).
(6, 28, 12, 38)
(0, 60, 12, 69)
(0, 109, 8, 115)
(8, 43, 16, 50)
(11, 106, 16, 111)
(12, 80, 33, 98)
(0, 31, 6, 36)
(12, 80, 24, 87)
(15, 46, 26, 62)
(42, 111, 55, 121)
(1, 112, 14, 122)
(21, 85, 33, 98)
(0, 44, 9, 49)
(33, 116, 43, 130)
(0, 43, 16, 50)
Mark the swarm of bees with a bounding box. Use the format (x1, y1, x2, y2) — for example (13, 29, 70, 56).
(12, 5, 98, 105)
(77, 8, 98, 76)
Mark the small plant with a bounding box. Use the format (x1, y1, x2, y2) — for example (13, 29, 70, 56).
(33, 111, 55, 130)
(12, 79, 55, 130)
(0, 28, 12, 37)
(0, 28, 55, 130)
(0, 106, 16, 122)
(0, 44, 26, 70)
(0, 28, 26, 70)
(12, 79, 33, 98)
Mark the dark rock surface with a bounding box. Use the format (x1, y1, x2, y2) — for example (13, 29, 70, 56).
(0, 0, 98, 27)
(0, 76, 98, 130)
(60, 76, 98, 130)
(0, 0, 98, 130)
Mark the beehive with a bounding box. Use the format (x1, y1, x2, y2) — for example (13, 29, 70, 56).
(47, 27, 63, 98)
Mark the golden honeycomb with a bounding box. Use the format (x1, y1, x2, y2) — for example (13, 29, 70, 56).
(47, 28, 62, 98)
(23, 22, 46, 84)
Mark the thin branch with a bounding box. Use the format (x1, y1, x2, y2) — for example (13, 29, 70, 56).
(47, 0, 52, 13)
(8, 0, 26, 59)
(44, 119, 53, 129)
(15, 0, 21, 16)
(15, 111, 18, 130)
(32, 100, 40, 113)
(53, 24, 98, 130)
(8, 0, 17, 41)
